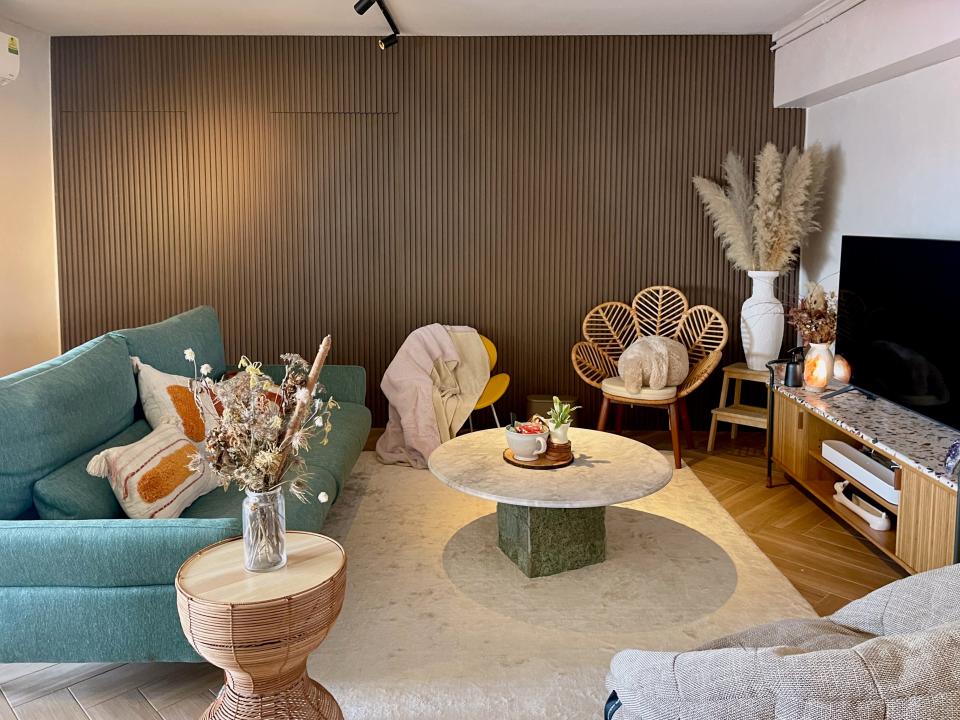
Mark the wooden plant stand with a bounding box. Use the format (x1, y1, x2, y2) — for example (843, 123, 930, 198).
(708, 362, 769, 452)
(175, 532, 347, 720)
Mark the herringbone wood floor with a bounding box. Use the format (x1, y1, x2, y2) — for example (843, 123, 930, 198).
(0, 431, 906, 719)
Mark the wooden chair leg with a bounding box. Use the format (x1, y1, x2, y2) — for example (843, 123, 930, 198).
(614, 404, 625, 434)
(679, 397, 694, 449)
(597, 396, 611, 431)
(668, 402, 682, 469)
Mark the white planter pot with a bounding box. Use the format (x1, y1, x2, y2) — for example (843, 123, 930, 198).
(740, 270, 784, 371)
(548, 422, 570, 444)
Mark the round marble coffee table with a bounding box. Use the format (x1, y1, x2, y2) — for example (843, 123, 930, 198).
(428, 427, 673, 577)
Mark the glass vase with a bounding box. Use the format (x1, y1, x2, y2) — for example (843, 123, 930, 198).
(242, 487, 287, 572)
(803, 342, 834, 393)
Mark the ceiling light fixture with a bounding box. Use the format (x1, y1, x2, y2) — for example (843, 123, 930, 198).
(353, 0, 400, 51)
(353, 0, 376, 15)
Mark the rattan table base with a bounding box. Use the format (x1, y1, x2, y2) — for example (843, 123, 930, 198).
(176, 533, 348, 720)
(202, 671, 343, 720)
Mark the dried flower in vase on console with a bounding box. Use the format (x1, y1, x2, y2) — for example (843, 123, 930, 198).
(788, 283, 838, 345)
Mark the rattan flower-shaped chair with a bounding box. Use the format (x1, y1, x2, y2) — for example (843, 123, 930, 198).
(571, 286, 729, 469)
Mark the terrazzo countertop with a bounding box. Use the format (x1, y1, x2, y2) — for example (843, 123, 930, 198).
(776, 383, 960, 491)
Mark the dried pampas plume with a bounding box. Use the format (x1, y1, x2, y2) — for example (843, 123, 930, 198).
(693, 142, 827, 274)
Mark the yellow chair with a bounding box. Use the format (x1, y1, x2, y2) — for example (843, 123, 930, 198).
(470, 335, 510, 429)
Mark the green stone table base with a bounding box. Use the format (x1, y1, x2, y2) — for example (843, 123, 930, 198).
(496, 503, 605, 577)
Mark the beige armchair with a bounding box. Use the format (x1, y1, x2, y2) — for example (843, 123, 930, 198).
(571, 286, 728, 468)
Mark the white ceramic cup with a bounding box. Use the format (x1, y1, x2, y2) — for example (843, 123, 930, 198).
(506, 429, 548, 461)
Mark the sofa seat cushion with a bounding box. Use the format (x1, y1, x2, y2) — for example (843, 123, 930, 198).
(113, 306, 227, 379)
(0, 517, 239, 588)
(33, 420, 154, 520)
(0, 334, 138, 519)
(602, 376, 677, 401)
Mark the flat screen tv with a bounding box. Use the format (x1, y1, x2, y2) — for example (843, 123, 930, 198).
(837, 235, 959, 430)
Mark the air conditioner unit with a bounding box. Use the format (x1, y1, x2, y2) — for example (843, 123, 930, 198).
(1, 33, 20, 86)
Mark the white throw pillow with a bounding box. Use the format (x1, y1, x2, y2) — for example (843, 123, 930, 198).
(86, 424, 220, 519)
(133, 357, 218, 442)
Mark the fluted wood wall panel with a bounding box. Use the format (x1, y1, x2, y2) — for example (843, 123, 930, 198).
(52, 35, 803, 428)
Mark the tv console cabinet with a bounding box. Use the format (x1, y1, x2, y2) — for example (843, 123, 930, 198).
(771, 383, 959, 574)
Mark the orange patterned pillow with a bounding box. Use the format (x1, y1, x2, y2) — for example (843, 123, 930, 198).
(133, 358, 218, 442)
(86, 424, 220, 519)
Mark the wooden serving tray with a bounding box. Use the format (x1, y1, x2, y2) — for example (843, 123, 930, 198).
(503, 447, 574, 470)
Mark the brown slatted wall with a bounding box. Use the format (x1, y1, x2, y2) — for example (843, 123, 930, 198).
(52, 35, 803, 429)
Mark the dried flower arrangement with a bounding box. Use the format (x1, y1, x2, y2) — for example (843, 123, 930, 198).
(788, 284, 838, 345)
(693, 143, 827, 273)
(185, 337, 339, 504)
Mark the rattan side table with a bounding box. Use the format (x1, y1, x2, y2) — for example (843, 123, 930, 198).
(176, 531, 347, 720)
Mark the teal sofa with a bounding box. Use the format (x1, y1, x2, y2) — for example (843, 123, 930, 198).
(0, 307, 371, 662)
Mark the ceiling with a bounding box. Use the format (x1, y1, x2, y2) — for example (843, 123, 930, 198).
(0, 0, 824, 37)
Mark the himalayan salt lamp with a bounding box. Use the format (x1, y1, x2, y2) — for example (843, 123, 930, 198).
(833, 354, 852, 383)
(803, 343, 834, 392)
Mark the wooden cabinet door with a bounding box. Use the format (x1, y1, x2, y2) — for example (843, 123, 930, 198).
(773, 393, 806, 481)
(896, 467, 957, 572)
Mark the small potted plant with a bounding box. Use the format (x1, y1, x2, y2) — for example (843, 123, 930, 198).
(545, 395, 580, 445)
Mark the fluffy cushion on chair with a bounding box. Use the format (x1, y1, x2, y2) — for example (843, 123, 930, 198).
(602, 376, 677, 401)
(133, 358, 219, 442)
(86, 424, 219, 519)
(618, 336, 689, 393)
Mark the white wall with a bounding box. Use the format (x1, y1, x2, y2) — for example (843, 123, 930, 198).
(774, 0, 960, 107)
(801, 54, 960, 292)
(0, 17, 59, 375)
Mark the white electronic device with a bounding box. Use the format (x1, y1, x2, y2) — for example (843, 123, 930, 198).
(822, 439, 900, 506)
(1, 33, 20, 86)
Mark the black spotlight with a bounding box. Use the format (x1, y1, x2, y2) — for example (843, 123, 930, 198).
(354, 0, 376, 15)
(378, 33, 398, 50)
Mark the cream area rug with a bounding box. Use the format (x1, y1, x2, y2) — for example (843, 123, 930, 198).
(309, 452, 814, 720)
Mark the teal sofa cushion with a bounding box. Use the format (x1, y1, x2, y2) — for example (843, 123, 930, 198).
(33, 420, 153, 520)
(0, 517, 239, 588)
(0, 334, 138, 520)
(113, 305, 227, 379)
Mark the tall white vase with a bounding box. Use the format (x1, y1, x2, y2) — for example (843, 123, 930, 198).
(740, 270, 784, 371)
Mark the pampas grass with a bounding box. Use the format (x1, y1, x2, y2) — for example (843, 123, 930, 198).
(693, 142, 827, 274)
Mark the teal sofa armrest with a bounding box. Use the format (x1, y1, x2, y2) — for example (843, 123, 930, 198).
(0, 518, 240, 588)
(255, 364, 367, 405)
